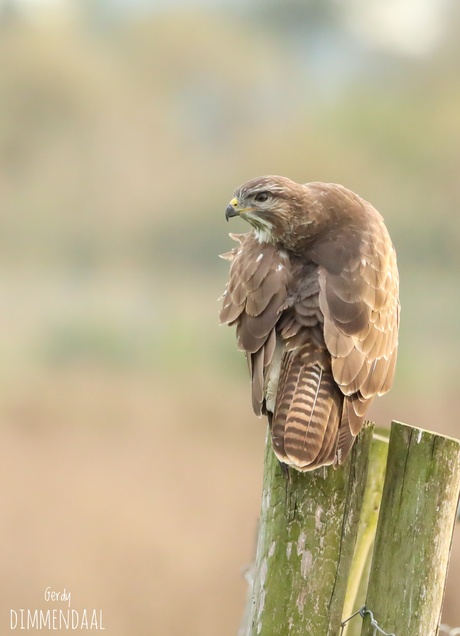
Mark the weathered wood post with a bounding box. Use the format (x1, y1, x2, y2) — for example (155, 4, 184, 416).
(341, 428, 390, 636)
(361, 422, 460, 636)
(241, 424, 374, 636)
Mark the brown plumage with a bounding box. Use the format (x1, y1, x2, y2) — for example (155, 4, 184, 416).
(220, 175, 400, 471)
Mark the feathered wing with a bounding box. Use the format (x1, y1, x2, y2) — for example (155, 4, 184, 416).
(318, 206, 400, 464)
(220, 234, 344, 471)
(219, 233, 289, 416)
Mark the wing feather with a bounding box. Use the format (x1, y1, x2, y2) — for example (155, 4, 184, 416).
(219, 233, 289, 415)
(319, 211, 400, 442)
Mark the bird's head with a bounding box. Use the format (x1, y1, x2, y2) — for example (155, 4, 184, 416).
(225, 175, 306, 245)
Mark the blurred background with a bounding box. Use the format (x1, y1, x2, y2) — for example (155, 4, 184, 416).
(0, 0, 459, 633)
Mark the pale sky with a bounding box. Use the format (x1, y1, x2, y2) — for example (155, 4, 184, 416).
(344, 0, 452, 56)
(0, 0, 453, 57)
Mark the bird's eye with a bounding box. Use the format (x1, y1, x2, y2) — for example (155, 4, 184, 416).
(254, 192, 269, 202)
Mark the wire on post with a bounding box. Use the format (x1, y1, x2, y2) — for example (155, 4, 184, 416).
(340, 605, 395, 636)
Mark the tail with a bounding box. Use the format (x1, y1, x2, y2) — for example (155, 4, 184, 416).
(271, 348, 343, 471)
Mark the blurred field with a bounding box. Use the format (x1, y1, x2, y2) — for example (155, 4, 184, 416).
(1, 2, 460, 633)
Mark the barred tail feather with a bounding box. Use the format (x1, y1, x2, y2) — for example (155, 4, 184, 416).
(271, 351, 342, 471)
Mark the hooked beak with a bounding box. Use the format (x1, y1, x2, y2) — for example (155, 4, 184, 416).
(225, 197, 254, 222)
(225, 197, 240, 222)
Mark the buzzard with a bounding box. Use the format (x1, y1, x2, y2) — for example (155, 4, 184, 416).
(220, 176, 399, 471)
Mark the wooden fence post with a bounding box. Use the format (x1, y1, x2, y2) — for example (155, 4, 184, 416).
(241, 424, 374, 636)
(361, 422, 460, 636)
(341, 428, 390, 636)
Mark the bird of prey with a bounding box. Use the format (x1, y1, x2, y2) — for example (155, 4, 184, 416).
(219, 176, 399, 471)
